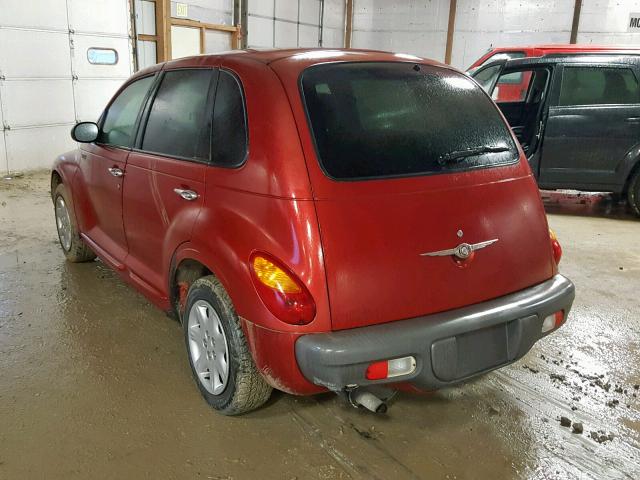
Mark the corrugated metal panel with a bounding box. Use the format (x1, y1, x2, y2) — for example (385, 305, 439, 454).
(5, 125, 75, 172)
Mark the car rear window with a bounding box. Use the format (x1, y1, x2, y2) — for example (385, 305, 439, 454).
(300, 62, 518, 180)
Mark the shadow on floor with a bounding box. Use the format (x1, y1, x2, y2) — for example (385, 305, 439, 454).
(541, 190, 638, 221)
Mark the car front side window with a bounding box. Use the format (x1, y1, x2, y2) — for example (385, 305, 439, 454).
(141, 69, 215, 161)
(100, 75, 155, 148)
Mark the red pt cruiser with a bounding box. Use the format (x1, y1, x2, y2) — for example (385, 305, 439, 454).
(51, 49, 575, 415)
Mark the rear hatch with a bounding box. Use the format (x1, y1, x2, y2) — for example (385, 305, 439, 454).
(299, 62, 555, 330)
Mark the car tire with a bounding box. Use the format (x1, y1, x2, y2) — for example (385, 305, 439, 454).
(627, 169, 640, 217)
(53, 183, 96, 262)
(183, 275, 272, 415)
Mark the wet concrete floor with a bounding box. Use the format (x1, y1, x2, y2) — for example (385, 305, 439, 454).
(0, 172, 639, 479)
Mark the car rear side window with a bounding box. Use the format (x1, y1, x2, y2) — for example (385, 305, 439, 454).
(100, 75, 155, 148)
(211, 70, 248, 167)
(559, 67, 640, 106)
(142, 69, 214, 160)
(301, 62, 518, 180)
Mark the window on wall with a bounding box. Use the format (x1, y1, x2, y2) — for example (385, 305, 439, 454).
(100, 75, 155, 148)
(142, 69, 214, 160)
(559, 67, 640, 106)
(87, 48, 118, 65)
(211, 70, 248, 167)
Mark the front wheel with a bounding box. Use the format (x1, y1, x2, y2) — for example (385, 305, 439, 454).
(183, 276, 272, 415)
(627, 169, 640, 217)
(53, 183, 96, 262)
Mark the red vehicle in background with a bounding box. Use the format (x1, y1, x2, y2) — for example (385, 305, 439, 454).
(468, 44, 640, 101)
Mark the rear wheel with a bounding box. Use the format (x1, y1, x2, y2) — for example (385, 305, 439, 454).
(183, 276, 272, 415)
(627, 169, 640, 217)
(53, 183, 96, 262)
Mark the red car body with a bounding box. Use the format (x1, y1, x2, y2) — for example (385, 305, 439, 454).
(52, 49, 574, 402)
(468, 44, 640, 102)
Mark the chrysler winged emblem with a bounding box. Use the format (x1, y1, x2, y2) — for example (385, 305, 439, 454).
(420, 239, 499, 260)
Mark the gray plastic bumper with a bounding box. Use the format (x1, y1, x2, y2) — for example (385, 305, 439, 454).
(295, 274, 575, 391)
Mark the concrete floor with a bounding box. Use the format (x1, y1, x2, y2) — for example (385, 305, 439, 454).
(0, 171, 639, 479)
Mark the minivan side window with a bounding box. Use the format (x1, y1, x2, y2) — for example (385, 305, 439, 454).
(559, 67, 640, 106)
(211, 70, 248, 167)
(142, 69, 214, 160)
(100, 75, 155, 148)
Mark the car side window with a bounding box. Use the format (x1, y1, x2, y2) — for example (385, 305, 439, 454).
(211, 70, 248, 167)
(100, 75, 155, 148)
(142, 69, 214, 160)
(559, 67, 640, 106)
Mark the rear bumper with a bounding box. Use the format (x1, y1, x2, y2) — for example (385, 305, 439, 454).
(295, 274, 575, 391)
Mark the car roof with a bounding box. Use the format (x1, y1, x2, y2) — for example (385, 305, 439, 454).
(479, 53, 640, 71)
(132, 48, 451, 79)
(489, 44, 640, 52)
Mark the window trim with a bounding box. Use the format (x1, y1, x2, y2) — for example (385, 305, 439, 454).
(133, 67, 218, 164)
(87, 47, 119, 65)
(556, 64, 640, 108)
(96, 73, 159, 150)
(298, 61, 519, 183)
(208, 68, 250, 169)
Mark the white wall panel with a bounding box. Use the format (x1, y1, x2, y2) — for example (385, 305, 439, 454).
(275, 20, 299, 48)
(299, 24, 319, 47)
(0, 80, 75, 127)
(68, 0, 130, 35)
(137, 40, 157, 69)
(0, 29, 70, 78)
(0, 0, 68, 30)
(323, 0, 345, 29)
(300, 0, 320, 25)
(322, 27, 344, 48)
(352, 0, 449, 60)
(578, 0, 640, 44)
(248, 15, 274, 47)
(276, 0, 298, 22)
(205, 30, 232, 53)
(451, 0, 573, 69)
(73, 79, 123, 123)
(5, 125, 76, 172)
(170, 0, 233, 25)
(135, 0, 157, 35)
(249, 0, 274, 17)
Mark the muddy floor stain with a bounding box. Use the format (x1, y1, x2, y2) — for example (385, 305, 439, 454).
(0, 173, 639, 479)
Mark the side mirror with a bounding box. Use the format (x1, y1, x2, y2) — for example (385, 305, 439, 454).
(71, 122, 99, 143)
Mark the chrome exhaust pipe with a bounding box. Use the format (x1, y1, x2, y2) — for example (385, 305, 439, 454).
(348, 389, 388, 414)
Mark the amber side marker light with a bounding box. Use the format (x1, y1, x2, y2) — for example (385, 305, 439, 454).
(549, 228, 563, 265)
(250, 253, 316, 325)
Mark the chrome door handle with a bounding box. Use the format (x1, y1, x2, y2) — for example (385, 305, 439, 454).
(173, 188, 199, 201)
(108, 167, 124, 177)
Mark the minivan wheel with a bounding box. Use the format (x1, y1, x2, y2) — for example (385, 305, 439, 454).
(627, 169, 640, 217)
(183, 276, 272, 415)
(53, 183, 96, 262)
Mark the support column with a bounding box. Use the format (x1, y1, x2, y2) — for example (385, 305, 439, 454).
(444, 0, 457, 65)
(570, 0, 582, 44)
(345, 0, 353, 48)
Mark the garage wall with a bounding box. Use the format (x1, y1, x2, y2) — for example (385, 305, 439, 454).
(246, 0, 345, 49)
(0, 0, 133, 173)
(451, 0, 574, 69)
(578, 0, 640, 44)
(351, 0, 449, 60)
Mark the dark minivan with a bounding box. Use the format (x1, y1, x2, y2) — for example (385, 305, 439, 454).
(473, 54, 640, 215)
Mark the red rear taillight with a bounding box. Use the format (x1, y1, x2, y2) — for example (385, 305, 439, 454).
(249, 252, 316, 325)
(549, 228, 562, 265)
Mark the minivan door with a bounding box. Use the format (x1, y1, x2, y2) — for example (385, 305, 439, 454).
(539, 64, 640, 189)
(123, 68, 216, 297)
(76, 75, 156, 266)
